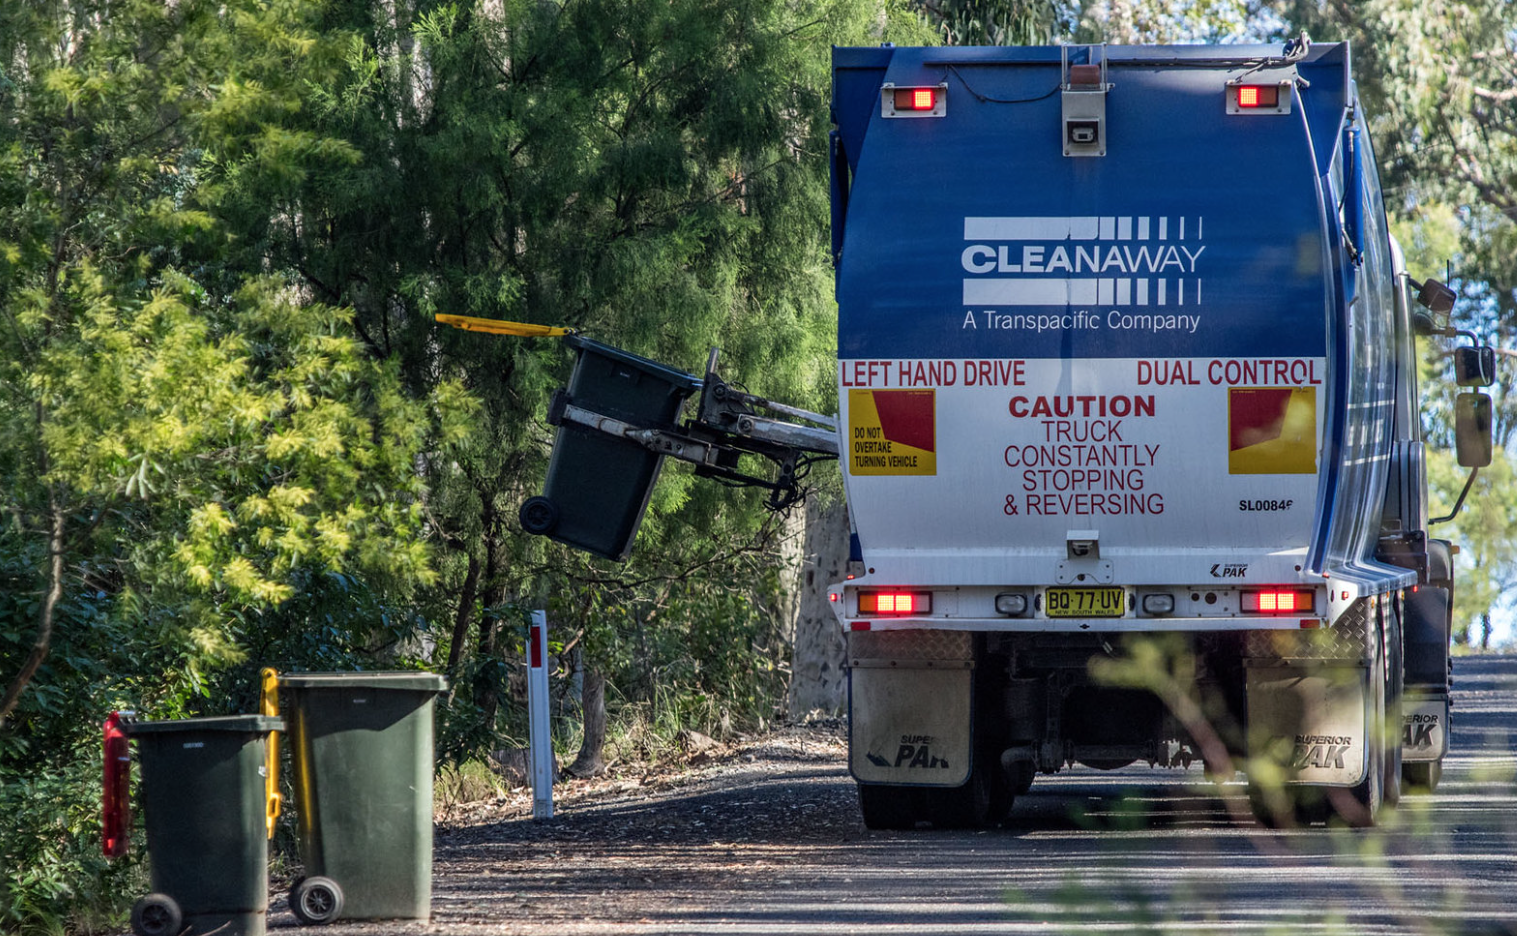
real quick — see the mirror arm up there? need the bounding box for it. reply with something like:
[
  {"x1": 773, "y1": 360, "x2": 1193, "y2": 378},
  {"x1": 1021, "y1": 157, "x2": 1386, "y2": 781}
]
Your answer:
[{"x1": 1430, "y1": 467, "x2": 1479, "y2": 525}]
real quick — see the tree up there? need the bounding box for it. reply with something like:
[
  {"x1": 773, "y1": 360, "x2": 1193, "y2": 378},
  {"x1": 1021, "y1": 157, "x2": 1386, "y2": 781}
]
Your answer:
[
  {"x1": 918, "y1": 0, "x2": 1065, "y2": 44},
  {"x1": 1, "y1": 1, "x2": 469, "y2": 926},
  {"x1": 193, "y1": 0, "x2": 936, "y2": 770},
  {"x1": 0, "y1": 0, "x2": 470, "y2": 723}
]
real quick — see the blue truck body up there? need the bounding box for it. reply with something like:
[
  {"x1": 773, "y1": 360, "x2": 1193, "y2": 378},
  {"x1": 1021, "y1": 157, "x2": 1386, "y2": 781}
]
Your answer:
[{"x1": 827, "y1": 42, "x2": 1451, "y2": 827}]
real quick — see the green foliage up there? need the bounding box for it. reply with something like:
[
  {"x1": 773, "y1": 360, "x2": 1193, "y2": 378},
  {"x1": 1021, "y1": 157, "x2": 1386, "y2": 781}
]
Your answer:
[
  {"x1": 0, "y1": 753, "x2": 145, "y2": 936},
  {"x1": 0, "y1": 0, "x2": 470, "y2": 929},
  {"x1": 912, "y1": 0, "x2": 1063, "y2": 46},
  {"x1": 1065, "y1": 0, "x2": 1278, "y2": 43},
  {"x1": 1427, "y1": 449, "x2": 1517, "y2": 644}
]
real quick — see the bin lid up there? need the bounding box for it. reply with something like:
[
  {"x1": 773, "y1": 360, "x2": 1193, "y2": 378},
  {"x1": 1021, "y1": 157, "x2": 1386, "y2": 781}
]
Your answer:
[
  {"x1": 278, "y1": 671, "x2": 449, "y2": 693},
  {"x1": 126, "y1": 714, "x2": 284, "y2": 735},
  {"x1": 563, "y1": 335, "x2": 703, "y2": 392}
]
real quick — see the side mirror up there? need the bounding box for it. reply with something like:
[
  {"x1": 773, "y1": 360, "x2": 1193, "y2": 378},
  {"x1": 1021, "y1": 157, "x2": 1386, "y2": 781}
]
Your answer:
[
  {"x1": 1455, "y1": 392, "x2": 1493, "y2": 468},
  {"x1": 1410, "y1": 277, "x2": 1456, "y2": 337},
  {"x1": 1454, "y1": 346, "x2": 1497, "y2": 387},
  {"x1": 1415, "y1": 278, "x2": 1457, "y2": 315}
]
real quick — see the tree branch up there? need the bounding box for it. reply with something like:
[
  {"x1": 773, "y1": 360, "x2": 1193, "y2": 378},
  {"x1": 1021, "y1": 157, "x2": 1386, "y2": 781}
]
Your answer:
[{"x1": 0, "y1": 493, "x2": 67, "y2": 727}]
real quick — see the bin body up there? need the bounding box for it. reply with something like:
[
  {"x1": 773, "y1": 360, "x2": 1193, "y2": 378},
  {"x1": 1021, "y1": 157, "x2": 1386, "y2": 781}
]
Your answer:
[
  {"x1": 128, "y1": 715, "x2": 283, "y2": 936},
  {"x1": 281, "y1": 672, "x2": 447, "y2": 921},
  {"x1": 535, "y1": 335, "x2": 701, "y2": 560}
]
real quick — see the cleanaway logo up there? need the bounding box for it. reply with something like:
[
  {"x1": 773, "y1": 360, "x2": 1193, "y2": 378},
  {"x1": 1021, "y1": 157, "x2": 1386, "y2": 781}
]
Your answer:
[{"x1": 961, "y1": 216, "x2": 1205, "y2": 307}]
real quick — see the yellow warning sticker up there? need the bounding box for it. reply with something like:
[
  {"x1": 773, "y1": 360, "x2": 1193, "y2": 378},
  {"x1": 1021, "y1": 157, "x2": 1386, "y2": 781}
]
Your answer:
[
  {"x1": 1228, "y1": 386, "x2": 1317, "y2": 474},
  {"x1": 849, "y1": 389, "x2": 936, "y2": 476}
]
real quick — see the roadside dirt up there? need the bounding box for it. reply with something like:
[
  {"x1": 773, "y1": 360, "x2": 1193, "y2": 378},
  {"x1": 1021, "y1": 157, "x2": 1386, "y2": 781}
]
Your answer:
[
  {"x1": 271, "y1": 720, "x2": 869, "y2": 934},
  {"x1": 438, "y1": 719, "x2": 858, "y2": 844}
]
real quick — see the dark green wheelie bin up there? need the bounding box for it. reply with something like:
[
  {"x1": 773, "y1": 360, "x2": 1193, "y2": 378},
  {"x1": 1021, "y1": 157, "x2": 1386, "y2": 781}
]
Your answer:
[
  {"x1": 126, "y1": 715, "x2": 283, "y2": 936},
  {"x1": 518, "y1": 334, "x2": 702, "y2": 561},
  {"x1": 279, "y1": 672, "x2": 448, "y2": 924}
]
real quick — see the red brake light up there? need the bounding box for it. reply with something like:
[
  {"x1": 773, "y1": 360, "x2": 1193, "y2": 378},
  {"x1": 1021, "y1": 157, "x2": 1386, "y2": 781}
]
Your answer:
[
  {"x1": 894, "y1": 88, "x2": 936, "y2": 111},
  {"x1": 1241, "y1": 588, "x2": 1315, "y2": 614},
  {"x1": 1235, "y1": 85, "x2": 1279, "y2": 109},
  {"x1": 858, "y1": 591, "x2": 932, "y2": 615}
]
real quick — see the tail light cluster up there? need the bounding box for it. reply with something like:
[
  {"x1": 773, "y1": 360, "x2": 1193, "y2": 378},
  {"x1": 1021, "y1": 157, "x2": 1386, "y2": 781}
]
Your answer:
[
  {"x1": 1241, "y1": 588, "x2": 1315, "y2": 614},
  {"x1": 857, "y1": 591, "x2": 932, "y2": 615}
]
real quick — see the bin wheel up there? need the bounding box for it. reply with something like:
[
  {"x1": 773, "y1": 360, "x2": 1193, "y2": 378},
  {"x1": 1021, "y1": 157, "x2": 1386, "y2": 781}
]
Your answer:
[
  {"x1": 519, "y1": 496, "x2": 559, "y2": 535},
  {"x1": 131, "y1": 893, "x2": 183, "y2": 936},
  {"x1": 291, "y1": 876, "x2": 344, "y2": 926},
  {"x1": 1403, "y1": 759, "x2": 1443, "y2": 792}
]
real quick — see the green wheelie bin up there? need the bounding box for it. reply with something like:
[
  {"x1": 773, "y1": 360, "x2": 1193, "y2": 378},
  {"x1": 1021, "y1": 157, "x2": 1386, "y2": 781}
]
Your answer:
[
  {"x1": 518, "y1": 334, "x2": 703, "y2": 561},
  {"x1": 277, "y1": 671, "x2": 448, "y2": 924},
  {"x1": 124, "y1": 714, "x2": 284, "y2": 936}
]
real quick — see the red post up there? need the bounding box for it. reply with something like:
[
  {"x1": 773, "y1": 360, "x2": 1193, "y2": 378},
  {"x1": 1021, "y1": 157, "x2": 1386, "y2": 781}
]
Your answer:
[{"x1": 102, "y1": 712, "x2": 131, "y2": 858}]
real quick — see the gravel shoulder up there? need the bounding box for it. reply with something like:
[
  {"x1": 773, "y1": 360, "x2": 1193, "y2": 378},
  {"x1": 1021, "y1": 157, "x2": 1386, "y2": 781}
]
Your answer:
[{"x1": 265, "y1": 658, "x2": 1517, "y2": 936}]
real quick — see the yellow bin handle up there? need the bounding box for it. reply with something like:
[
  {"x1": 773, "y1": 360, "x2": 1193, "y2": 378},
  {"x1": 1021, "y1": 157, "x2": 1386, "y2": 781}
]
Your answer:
[
  {"x1": 435, "y1": 314, "x2": 576, "y2": 338},
  {"x1": 259, "y1": 667, "x2": 281, "y2": 839}
]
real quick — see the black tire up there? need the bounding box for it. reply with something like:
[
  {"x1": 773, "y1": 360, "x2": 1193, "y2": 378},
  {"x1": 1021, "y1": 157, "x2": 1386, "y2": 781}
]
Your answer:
[
  {"x1": 291, "y1": 876, "x2": 344, "y2": 926},
  {"x1": 1079, "y1": 759, "x2": 1137, "y2": 771},
  {"x1": 986, "y1": 759, "x2": 1024, "y2": 821},
  {"x1": 1010, "y1": 761, "x2": 1036, "y2": 796},
  {"x1": 1382, "y1": 599, "x2": 1405, "y2": 810},
  {"x1": 858, "y1": 783, "x2": 920, "y2": 830},
  {"x1": 1403, "y1": 759, "x2": 1443, "y2": 792},
  {"x1": 1247, "y1": 782, "x2": 1332, "y2": 828},
  {"x1": 1335, "y1": 606, "x2": 1391, "y2": 828},
  {"x1": 929, "y1": 765, "x2": 991, "y2": 829},
  {"x1": 131, "y1": 893, "x2": 183, "y2": 936},
  {"x1": 518, "y1": 496, "x2": 559, "y2": 535}
]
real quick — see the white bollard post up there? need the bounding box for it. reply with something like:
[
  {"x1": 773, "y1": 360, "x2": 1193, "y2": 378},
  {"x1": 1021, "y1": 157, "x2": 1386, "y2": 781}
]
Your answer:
[{"x1": 528, "y1": 610, "x2": 554, "y2": 819}]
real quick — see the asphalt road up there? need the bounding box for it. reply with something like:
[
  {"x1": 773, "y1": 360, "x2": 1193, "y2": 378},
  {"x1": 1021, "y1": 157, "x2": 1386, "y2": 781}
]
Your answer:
[{"x1": 282, "y1": 654, "x2": 1517, "y2": 936}]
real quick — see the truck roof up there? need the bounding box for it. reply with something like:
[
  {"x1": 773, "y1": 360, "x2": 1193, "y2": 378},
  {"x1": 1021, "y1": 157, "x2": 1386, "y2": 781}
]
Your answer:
[{"x1": 832, "y1": 42, "x2": 1354, "y2": 363}]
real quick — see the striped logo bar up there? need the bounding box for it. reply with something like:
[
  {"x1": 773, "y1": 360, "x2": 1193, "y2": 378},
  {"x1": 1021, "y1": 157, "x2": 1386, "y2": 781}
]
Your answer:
[{"x1": 962, "y1": 216, "x2": 1204, "y2": 308}]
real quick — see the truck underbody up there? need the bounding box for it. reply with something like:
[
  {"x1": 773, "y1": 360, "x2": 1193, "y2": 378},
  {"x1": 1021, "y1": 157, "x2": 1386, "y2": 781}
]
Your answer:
[{"x1": 847, "y1": 594, "x2": 1410, "y2": 829}]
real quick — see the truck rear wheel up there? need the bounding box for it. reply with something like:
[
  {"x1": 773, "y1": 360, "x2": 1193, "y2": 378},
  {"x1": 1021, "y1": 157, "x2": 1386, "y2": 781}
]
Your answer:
[
  {"x1": 1338, "y1": 728, "x2": 1385, "y2": 827},
  {"x1": 1247, "y1": 599, "x2": 1398, "y2": 828},
  {"x1": 927, "y1": 764, "x2": 991, "y2": 829},
  {"x1": 1403, "y1": 759, "x2": 1442, "y2": 792},
  {"x1": 858, "y1": 783, "x2": 921, "y2": 830},
  {"x1": 1333, "y1": 605, "x2": 1398, "y2": 827}
]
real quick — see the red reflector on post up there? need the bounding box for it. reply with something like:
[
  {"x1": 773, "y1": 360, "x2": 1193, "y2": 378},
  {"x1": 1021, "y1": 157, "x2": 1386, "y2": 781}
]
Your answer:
[
  {"x1": 1235, "y1": 85, "x2": 1279, "y2": 109},
  {"x1": 1241, "y1": 588, "x2": 1315, "y2": 614},
  {"x1": 894, "y1": 88, "x2": 936, "y2": 111},
  {"x1": 858, "y1": 591, "x2": 932, "y2": 615}
]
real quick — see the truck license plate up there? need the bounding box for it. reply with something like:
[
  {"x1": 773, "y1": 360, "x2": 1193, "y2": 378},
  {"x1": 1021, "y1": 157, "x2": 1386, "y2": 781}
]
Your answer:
[{"x1": 1046, "y1": 587, "x2": 1125, "y2": 618}]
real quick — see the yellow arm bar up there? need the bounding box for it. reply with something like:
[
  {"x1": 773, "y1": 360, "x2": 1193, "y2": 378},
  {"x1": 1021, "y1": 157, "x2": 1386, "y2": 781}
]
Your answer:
[
  {"x1": 259, "y1": 667, "x2": 281, "y2": 840},
  {"x1": 435, "y1": 314, "x2": 575, "y2": 338}
]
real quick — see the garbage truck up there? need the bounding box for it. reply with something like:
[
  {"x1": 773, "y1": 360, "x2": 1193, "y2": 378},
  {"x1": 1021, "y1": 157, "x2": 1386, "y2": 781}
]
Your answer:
[
  {"x1": 824, "y1": 39, "x2": 1492, "y2": 828},
  {"x1": 463, "y1": 39, "x2": 1495, "y2": 829}
]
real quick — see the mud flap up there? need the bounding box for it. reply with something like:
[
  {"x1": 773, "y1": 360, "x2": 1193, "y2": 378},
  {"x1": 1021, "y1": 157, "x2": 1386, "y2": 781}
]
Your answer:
[
  {"x1": 1401, "y1": 691, "x2": 1449, "y2": 762},
  {"x1": 847, "y1": 628, "x2": 974, "y2": 787},
  {"x1": 849, "y1": 665, "x2": 971, "y2": 786},
  {"x1": 1246, "y1": 662, "x2": 1370, "y2": 786},
  {"x1": 1403, "y1": 585, "x2": 1451, "y2": 687}
]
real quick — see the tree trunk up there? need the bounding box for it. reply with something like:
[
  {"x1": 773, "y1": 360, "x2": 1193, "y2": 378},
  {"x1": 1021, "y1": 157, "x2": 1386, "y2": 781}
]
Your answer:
[
  {"x1": 787, "y1": 495, "x2": 851, "y2": 719},
  {"x1": 474, "y1": 516, "x2": 506, "y2": 730},
  {"x1": 0, "y1": 500, "x2": 65, "y2": 727},
  {"x1": 445, "y1": 553, "x2": 481, "y2": 673},
  {"x1": 566, "y1": 666, "x2": 607, "y2": 777}
]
